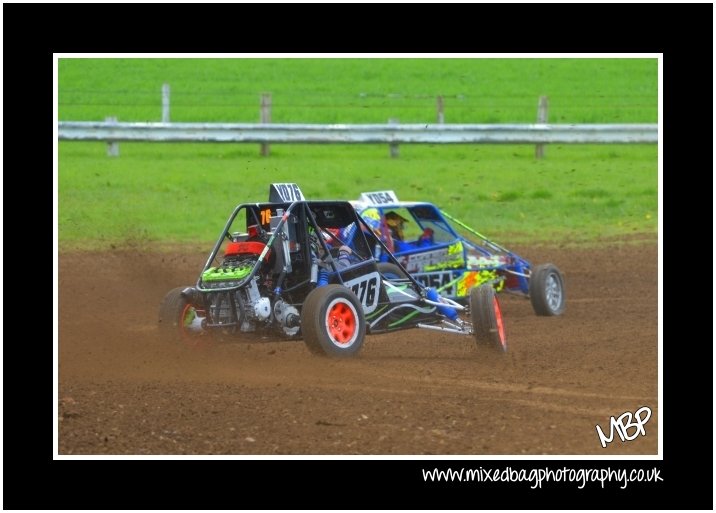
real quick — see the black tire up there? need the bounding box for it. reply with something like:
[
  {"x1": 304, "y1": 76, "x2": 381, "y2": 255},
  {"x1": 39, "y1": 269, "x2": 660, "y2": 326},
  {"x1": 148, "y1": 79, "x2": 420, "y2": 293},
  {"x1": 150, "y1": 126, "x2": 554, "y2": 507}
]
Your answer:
[
  {"x1": 528, "y1": 264, "x2": 566, "y2": 316},
  {"x1": 158, "y1": 286, "x2": 211, "y2": 348},
  {"x1": 300, "y1": 284, "x2": 366, "y2": 357},
  {"x1": 469, "y1": 284, "x2": 507, "y2": 352},
  {"x1": 377, "y1": 262, "x2": 409, "y2": 280},
  {"x1": 300, "y1": 286, "x2": 326, "y2": 356}
]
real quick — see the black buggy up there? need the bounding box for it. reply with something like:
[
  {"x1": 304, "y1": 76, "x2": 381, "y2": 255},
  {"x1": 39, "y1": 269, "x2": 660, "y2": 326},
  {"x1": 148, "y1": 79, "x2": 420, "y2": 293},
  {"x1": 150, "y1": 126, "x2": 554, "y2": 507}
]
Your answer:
[{"x1": 159, "y1": 184, "x2": 507, "y2": 357}]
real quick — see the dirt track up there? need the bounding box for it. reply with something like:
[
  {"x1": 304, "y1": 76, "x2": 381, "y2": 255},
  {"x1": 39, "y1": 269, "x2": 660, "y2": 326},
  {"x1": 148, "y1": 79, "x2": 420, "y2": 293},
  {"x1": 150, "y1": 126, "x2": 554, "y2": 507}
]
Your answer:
[{"x1": 58, "y1": 242, "x2": 658, "y2": 455}]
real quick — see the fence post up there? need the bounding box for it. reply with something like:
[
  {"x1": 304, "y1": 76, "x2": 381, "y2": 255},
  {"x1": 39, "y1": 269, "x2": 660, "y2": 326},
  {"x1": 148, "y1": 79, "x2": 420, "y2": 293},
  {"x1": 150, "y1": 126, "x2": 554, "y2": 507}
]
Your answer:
[
  {"x1": 260, "y1": 92, "x2": 272, "y2": 157},
  {"x1": 106, "y1": 116, "x2": 119, "y2": 157},
  {"x1": 535, "y1": 95, "x2": 549, "y2": 159},
  {"x1": 436, "y1": 96, "x2": 444, "y2": 124},
  {"x1": 389, "y1": 118, "x2": 399, "y2": 158},
  {"x1": 162, "y1": 83, "x2": 170, "y2": 123}
]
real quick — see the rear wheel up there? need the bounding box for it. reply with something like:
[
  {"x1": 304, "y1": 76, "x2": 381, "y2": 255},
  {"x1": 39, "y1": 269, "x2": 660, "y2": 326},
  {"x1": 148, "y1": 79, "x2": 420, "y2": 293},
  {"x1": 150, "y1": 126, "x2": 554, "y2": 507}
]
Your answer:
[
  {"x1": 158, "y1": 287, "x2": 212, "y2": 348},
  {"x1": 469, "y1": 284, "x2": 507, "y2": 352},
  {"x1": 301, "y1": 285, "x2": 366, "y2": 357},
  {"x1": 529, "y1": 264, "x2": 566, "y2": 316}
]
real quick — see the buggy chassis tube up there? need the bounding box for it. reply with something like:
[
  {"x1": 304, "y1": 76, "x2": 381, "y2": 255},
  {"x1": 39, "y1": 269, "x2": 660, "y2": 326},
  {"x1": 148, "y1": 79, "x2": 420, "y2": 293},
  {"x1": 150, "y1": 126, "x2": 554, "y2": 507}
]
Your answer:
[
  {"x1": 381, "y1": 280, "x2": 465, "y2": 311},
  {"x1": 304, "y1": 203, "x2": 348, "y2": 282},
  {"x1": 195, "y1": 201, "x2": 300, "y2": 293},
  {"x1": 503, "y1": 268, "x2": 531, "y2": 278},
  {"x1": 440, "y1": 210, "x2": 512, "y2": 254},
  {"x1": 420, "y1": 296, "x2": 466, "y2": 311},
  {"x1": 416, "y1": 323, "x2": 473, "y2": 335},
  {"x1": 354, "y1": 215, "x2": 429, "y2": 293}
]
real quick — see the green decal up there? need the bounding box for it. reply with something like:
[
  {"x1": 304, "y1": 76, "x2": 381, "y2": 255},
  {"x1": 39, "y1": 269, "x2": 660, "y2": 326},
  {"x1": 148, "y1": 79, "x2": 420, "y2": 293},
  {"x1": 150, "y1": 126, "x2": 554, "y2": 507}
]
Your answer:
[
  {"x1": 424, "y1": 259, "x2": 465, "y2": 272},
  {"x1": 366, "y1": 304, "x2": 389, "y2": 321},
  {"x1": 201, "y1": 265, "x2": 252, "y2": 282},
  {"x1": 424, "y1": 242, "x2": 465, "y2": 271},
  {"x1": 388, "y1": 309, "x2": 422, "y2": 328}
]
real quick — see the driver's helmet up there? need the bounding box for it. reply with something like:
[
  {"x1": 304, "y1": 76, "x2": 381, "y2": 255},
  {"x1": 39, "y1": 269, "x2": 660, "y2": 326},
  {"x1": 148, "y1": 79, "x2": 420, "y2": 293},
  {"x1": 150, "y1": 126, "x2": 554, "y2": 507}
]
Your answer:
[
  {"x1": 360, "y1": 208, "x2": 382, "y2": 235},
  {"x1": 384, "y1": 211, "x2": 409, "y2": 241}
]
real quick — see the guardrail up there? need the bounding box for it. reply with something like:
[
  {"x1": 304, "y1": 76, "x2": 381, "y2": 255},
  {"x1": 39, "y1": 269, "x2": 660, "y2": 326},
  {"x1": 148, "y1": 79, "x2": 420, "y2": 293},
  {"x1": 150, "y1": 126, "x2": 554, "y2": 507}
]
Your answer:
[
  {"x1": 59, "y1": 121, "x2": 657, "y2": 144},
  {"x1": 58, "y1": 121, "x2": 657, "y2": 158}
]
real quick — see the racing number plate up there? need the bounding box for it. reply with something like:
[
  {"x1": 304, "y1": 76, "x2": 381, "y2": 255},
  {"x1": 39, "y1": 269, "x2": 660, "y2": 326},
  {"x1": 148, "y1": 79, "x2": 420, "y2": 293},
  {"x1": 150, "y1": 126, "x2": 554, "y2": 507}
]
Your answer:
[{"x1": 343, "y1": 272, "x2": 381, "y2": 314}]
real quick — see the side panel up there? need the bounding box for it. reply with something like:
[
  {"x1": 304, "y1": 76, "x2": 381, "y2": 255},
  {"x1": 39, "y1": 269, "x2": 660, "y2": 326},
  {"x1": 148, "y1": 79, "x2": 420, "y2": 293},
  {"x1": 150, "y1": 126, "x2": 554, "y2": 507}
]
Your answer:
[
  {"x1": 395, "y1": 241, "x2": 465, "y2": 273},
  {"x1": 412, "y1": 271, "x2": 459, "y2": 296},
  {"x1": 342, "y1": 271, "x2": 381, "y2": 314},
  {"x1": 413, "y1": 270, "x2": 504, "y2": 298}
]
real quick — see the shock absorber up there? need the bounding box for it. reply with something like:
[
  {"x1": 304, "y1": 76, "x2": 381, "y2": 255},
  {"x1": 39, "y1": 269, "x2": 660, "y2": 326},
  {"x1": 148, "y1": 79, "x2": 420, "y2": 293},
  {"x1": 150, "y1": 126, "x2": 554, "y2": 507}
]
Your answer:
[
  {"x1": 310, "y1": 261, "x2": 318, "y2": 284},
  {"x1": 317, "y1": 269, "x2": 329, "y2": 287},
  {"x1": 310, "y1": 253, "x2": 329, "y2": 288}
]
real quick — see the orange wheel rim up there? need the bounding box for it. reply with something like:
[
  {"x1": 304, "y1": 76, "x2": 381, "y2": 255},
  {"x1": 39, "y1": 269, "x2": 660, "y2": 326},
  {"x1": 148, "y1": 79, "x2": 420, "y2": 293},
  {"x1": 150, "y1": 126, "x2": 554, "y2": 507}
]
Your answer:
[
  {"x1": 493, "y1": 297, "x2": 506, "y2": 349},
  {"x1": 327, "y1": 301, "x2": 356, "y2": 345}
]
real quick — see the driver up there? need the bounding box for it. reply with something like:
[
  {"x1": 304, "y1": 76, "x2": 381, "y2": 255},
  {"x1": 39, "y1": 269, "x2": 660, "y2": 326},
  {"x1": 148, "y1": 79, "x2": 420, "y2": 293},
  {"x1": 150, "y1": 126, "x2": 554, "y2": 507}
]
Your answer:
[
  {"x1": 310, "y1": 231, "x2": 354, "y2": 270},
  {"x1": 384, "y1": 211, "x2": 435, "y2": 251},
  {"x1": 384, "y1": 211, "x2": 416, "y2": 252},
  {"x1": 384, "y1": 211, "x2": 408, "y2": 241}
]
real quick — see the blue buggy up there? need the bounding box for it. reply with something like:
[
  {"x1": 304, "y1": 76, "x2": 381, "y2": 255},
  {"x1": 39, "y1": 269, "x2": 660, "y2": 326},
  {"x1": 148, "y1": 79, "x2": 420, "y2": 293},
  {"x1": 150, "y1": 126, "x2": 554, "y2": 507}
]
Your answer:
[{"x1": 349, "y1": 190, "x2": 566, "y2": 316}]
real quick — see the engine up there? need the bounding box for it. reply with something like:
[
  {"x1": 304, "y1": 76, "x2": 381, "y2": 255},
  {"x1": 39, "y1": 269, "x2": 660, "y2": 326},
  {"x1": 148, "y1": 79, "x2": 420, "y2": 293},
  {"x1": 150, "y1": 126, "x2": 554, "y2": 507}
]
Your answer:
[
  {"x1": 197, "y1": 254, "x2": 270, "y2": 332},
  {"x1": 237, "y1": 276, "x2": 272, "y2": 331},
  {"x1": 197, "y1": 241, "x2": 301, "y2": 337}
]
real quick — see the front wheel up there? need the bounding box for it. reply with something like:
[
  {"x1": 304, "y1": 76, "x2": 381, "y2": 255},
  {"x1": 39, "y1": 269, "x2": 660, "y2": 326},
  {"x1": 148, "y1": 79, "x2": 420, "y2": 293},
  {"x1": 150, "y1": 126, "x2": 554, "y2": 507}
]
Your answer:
[
  {"x1": 469, "y1": 284, "x2": 507, "y2": 352},
  {"x1": 528, "y1": 264, "x2": 566, "y2": 316},
  {"x1": 158, "y1": 287, "x2": 212, "y2": 348},
  {"x1": 301, "y1": 285, "x2": 366, "y2": 357}
]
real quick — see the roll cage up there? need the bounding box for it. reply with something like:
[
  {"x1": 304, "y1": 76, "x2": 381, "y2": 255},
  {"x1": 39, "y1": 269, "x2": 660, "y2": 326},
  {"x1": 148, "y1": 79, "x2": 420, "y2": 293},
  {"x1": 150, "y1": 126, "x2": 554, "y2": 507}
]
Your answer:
[{"x1": 197, "y1": 199, "x2": 428, "y2": 298}]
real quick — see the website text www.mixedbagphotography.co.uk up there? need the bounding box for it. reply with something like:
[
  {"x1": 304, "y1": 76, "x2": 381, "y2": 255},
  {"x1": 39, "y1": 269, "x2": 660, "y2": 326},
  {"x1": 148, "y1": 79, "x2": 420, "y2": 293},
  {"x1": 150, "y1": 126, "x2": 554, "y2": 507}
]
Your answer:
[{"x1": 422, "y1": 466, "x2": 662, "y2": 489}]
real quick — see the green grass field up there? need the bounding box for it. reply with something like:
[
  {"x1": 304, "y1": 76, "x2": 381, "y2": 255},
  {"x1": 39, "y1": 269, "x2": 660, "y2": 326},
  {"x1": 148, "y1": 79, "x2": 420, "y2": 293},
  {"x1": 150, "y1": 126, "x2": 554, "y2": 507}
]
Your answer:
[{"x1": 58, "y1": 58, "x2": 658, "y2": 249}]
